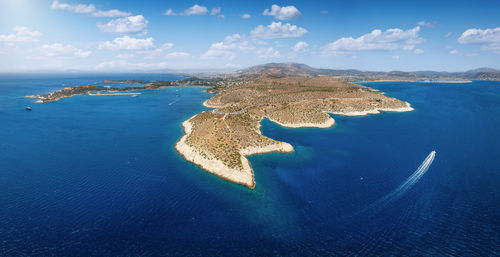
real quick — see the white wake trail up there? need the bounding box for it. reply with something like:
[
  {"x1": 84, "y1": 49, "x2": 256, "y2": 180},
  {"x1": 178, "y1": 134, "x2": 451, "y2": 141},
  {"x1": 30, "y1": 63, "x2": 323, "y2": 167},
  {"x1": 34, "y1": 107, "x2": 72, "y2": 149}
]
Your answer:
[
  {"x1": 389, "y1": 150, "x2": 435, "y2": 198},
  {"x1": 361, "y1": 151, "x2": 436, "y2": 214},
  {"x1": 168, "y1": 99, "x2": 180, "y2": 106}
]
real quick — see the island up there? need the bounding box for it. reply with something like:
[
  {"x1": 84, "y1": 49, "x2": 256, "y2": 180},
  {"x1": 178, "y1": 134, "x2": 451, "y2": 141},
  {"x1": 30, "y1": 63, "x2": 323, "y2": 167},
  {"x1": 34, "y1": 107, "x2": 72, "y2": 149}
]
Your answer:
[
  {"x1": 25, "y1": 83, "x2": 170, "y2": 103},
  {"x1": 25, "y1": 77, "x2": 249, "y2": 103},
  {"x1": 175, "y1": 75, "x2": 413, "y2": 189}
]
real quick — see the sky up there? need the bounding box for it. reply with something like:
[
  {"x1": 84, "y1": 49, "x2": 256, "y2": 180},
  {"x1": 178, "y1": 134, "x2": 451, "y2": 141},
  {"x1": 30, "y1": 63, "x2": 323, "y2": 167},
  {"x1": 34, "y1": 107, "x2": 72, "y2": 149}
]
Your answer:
[{"x1": 0, "y1": 0, "x2": 499, "y2": 72}]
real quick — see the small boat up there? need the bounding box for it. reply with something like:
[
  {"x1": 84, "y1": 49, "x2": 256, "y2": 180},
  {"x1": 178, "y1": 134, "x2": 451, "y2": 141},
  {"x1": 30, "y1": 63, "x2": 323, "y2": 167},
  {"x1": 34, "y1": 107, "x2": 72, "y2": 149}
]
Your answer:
[
  {"x1": 131, "y1": 94, "x2": 138, "y2": 97},
  {"x1": 26, "y1": 106, "x2": 32, "y2": 111}
]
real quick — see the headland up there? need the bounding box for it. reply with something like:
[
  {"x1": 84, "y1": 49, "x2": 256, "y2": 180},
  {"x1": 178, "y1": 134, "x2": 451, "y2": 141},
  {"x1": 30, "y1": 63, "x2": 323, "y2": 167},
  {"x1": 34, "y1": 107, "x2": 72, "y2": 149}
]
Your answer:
[{"x1": 175, "y1": 75, "x2": 413, "y2": 188}]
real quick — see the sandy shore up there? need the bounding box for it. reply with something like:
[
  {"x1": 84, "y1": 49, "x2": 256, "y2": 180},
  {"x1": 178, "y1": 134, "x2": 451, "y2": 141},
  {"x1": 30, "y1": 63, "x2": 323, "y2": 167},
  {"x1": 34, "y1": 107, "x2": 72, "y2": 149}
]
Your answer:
[
  {"x1": 332, "y1": 102, "x2": 414, "y2": 116},
  {"x1": 267, "y1": 115, "x2": 335, "y2": 128},
  {"x1": 175, "y1": 115, "x2": 294, "y2": 189}
]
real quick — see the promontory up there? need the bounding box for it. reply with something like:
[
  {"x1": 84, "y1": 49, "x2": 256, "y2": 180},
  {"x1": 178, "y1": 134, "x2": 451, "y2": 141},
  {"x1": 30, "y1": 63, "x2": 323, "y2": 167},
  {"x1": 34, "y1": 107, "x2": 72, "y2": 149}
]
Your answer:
[{"x1": 175, "y1": 75, "x2": 413, "y2": 189}]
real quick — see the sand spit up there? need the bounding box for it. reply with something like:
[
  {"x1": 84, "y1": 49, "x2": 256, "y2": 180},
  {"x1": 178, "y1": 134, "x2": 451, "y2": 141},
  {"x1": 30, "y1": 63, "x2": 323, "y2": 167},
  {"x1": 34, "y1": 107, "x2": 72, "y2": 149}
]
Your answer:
[
  {"x1": 267, "y1": 115, "x2": 336, "y2": 128},
  {"x1": 333, "y1": 102, "x2": 414, "y2": 116}
]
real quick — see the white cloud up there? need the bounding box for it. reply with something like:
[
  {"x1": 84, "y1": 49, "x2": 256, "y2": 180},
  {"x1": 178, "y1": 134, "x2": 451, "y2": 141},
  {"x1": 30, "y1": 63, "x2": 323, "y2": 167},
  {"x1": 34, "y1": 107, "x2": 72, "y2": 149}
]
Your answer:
[
  {"x1": 323, "y1": 26, "x2": 423, "y2": 55},
  {"x1": 445, "y1": 32, "x2": 453, "y2": 38},
  {"x1": 458, "y1": 27, "x2": 500, "y2": 54},
  {"x1": 201, "y1": 33, "x2": 255, "y2": 59},
  {"x1": 210, "y1": 8, "x2": 221, "y2": 16},
  {"x1": 250, "y1": 22, "x2": 308, "y2": 39},
  {"x1": 163, "y1": 5, "x2": 217, "y2": 16},
  {"x1": 97, "y1": 15, "x2": 149, "y2": 35},
  {"x1": 93, "y1": 9, "x2": 131, "y2": 17},
  {"x1": 414, "y1": 48, "x2": 424, "y2": 54},
  {"x1": 42, "y1": 43, "x2": 91, "y2": 58},
  {"x1": 183, "y1": 4, "x2": 208, "y2": 16},
  {"x1": 201, "y1": 32, "x2": 287, "y2": 60},
  {"x1": 417, "y1": 21, "x2": 436, "y2": 28},
  {"x1": 263, "y1": 4, "x2": 301, "y2": 20},
  {"x1": 163, "y1": 8, "x2": 175, "y2": 16},
  {"x1": 165, "y1": 52, "x2": 190, "y2": 59},
  {"x1": 201, "y1": 49, "x2": 235, "y2": 59},
  {"x1": 138, "y1": 43, "x2": 174, "y2": 59},
  {"x1": 292, "y1": 41, "x2": 309, "y2": 52},
  {"x1": 99, "y1": 36, "x2": 154, "y2": 50},
  {"x1": 51, "y1": 0, "x2": 95, "y2": 14},
  {"x1": 241, "y1": 14, "x2": 251, "y2": 19},
  {"x1": 256, "y1": 47, "x2": 280, "y2": 58},
  {"x1": 51, "y1": 0, "x2": 130, "y2": 17},
  {"x1": 0, "y1": 26, "x2": 42, "y2": 43},
  {"x1": 392, "y1": 55, "x2": 400, "y2": 59},
  {"x1": 158, "y1": 43, "x2": 174, "y2": 51},
  {"x1": 458, "y1": 27, "x2": 500, "y2": 44},
  {"x1": 449, "y1": 49, "x2": 458, "y2": 54}
]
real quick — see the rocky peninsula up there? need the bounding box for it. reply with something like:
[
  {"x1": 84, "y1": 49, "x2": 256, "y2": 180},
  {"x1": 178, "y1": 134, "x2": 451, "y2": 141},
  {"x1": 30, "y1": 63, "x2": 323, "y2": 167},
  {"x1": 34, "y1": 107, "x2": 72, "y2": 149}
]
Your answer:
[
  {"x1": 26, "y1": 83, "x2": 170, "y2": 103},
  {"x1": 175, "y1": 75, "x2": 413, "y2": 189}
]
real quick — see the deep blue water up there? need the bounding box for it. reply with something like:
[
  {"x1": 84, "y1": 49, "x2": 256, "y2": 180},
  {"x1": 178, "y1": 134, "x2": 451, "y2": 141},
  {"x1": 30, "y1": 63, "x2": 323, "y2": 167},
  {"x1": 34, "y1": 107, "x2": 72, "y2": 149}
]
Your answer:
[{"x1": 0, "y1": 75, "x2": 499, "y2": 256}]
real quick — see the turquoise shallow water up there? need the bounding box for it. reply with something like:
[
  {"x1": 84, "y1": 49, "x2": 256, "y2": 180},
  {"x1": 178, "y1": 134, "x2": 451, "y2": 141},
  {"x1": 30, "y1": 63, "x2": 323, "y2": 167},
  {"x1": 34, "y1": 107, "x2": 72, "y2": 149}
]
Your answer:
[{"x1": 0, "y1": 75, "x2": 499, "y2": 256}]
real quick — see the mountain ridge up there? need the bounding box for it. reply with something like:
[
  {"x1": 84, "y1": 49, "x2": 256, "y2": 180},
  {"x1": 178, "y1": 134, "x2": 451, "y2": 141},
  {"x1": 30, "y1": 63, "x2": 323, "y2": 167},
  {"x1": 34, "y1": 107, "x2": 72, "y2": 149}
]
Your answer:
[{"x1": 235, "y1": 62, "x2": 500, "y2": 82}]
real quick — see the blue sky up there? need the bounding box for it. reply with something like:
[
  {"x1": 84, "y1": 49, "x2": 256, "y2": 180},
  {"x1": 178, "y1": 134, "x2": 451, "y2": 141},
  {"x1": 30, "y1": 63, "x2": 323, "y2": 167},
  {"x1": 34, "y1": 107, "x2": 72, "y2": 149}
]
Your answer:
[{"x1": 0, "y1": 0, "x2": 499, "y2": 72}]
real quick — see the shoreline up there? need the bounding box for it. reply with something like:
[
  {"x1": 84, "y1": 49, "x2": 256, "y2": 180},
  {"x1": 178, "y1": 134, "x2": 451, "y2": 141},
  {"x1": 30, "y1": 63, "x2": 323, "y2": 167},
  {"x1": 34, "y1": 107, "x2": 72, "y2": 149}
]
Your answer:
[
  {"x1": 26, "y1": 86, "x2": 165, "y2": 103},
  {"x1": 175, "y1": 115, "x2": 294, "y2": 189},
  {"x1": 331, "y1": 102, "x2": 414, "y2": 116},
  {"x1": 266, "y1": 115, "x2": 336, "y2": 128},
  {"x1": 355, "y1": 80, "x2": 472, "y2": 83},
  {"x1": 175, "y1": 102, "x2": 413, "y2": 189}
]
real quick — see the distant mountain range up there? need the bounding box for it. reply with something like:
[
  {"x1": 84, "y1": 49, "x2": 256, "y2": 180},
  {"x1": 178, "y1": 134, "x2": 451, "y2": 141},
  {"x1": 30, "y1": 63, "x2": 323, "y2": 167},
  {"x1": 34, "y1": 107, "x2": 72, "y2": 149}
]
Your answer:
[{"x1": 235, "y1": 63, "x2": 500, "y2": 82}]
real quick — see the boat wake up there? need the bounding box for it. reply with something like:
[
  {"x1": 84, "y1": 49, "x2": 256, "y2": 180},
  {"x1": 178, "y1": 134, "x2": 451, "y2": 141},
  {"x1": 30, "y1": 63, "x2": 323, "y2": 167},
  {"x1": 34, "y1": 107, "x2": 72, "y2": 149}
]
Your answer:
[
  {"x1": 359, "y1": 150, "x2": 436, "y2": 215},
  {"x1": 168, "y1": 99, "x2": 180, "y2": 106}
]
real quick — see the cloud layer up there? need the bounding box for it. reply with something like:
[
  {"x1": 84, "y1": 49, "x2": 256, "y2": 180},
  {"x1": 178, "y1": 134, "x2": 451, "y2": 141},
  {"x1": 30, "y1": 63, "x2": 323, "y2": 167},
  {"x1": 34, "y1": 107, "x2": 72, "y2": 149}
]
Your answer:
[
  {"x1": 51, "y1": 0, "x2": 131, "y2": 17},
  {"x1": 183, "y1": 4, "x2": 208, "y2": 15},
  {"x1": 164, "y1": 4, "x2": 223, "y2": 16},
  {"x1": 42, "y1": 43, "x2": 91, "y2": 58},
  {"x1": 97, "y1": 15, "x2": 149, "y2": 35},
  {"x1": 323, "y1": 26, "x2": 423, "y2": 54},
  {"x1": 99, "y1": 36, "x2": 154, "y2": 50},
  {"x1": 263, "y1": 5, "x2": 301, "y2": 20},
  {"x1": 0, "y1": 26, "x2": 42, "y2": 43},
  {"x1": 202, "y1": 34, "x2": 255, "y2": 59},
  {"x1": 458, "y1": 27, "x2": 500, "y2": 54},
  {"x1": 292, "y1": 41, "x2": 309, "y2": 52},
  {"x1": 250, "y1": 22, "x2": 308, "y2": 39}
]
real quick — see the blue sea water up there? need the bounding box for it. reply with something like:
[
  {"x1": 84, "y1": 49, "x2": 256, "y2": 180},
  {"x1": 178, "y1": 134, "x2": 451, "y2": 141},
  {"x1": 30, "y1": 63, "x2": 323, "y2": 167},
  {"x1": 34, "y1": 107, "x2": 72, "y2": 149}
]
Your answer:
[{"x1": 0, "y1": 75, "x2": 499, "y2": 256}]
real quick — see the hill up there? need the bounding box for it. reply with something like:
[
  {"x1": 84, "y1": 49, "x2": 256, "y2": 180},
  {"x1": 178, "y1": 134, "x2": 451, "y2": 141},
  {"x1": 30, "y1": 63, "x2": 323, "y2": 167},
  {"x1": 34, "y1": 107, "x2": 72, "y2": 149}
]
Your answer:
[{"x1": 235, "y1": 62, "x2": 499, "y2": 82}]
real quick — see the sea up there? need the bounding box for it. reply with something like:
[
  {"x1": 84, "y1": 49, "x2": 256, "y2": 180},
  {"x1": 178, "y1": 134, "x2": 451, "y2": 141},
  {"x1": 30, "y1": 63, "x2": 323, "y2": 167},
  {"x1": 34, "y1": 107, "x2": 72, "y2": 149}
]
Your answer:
[{"x1": 0, "y1": 74, "x2": 499, "y2": 256}]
